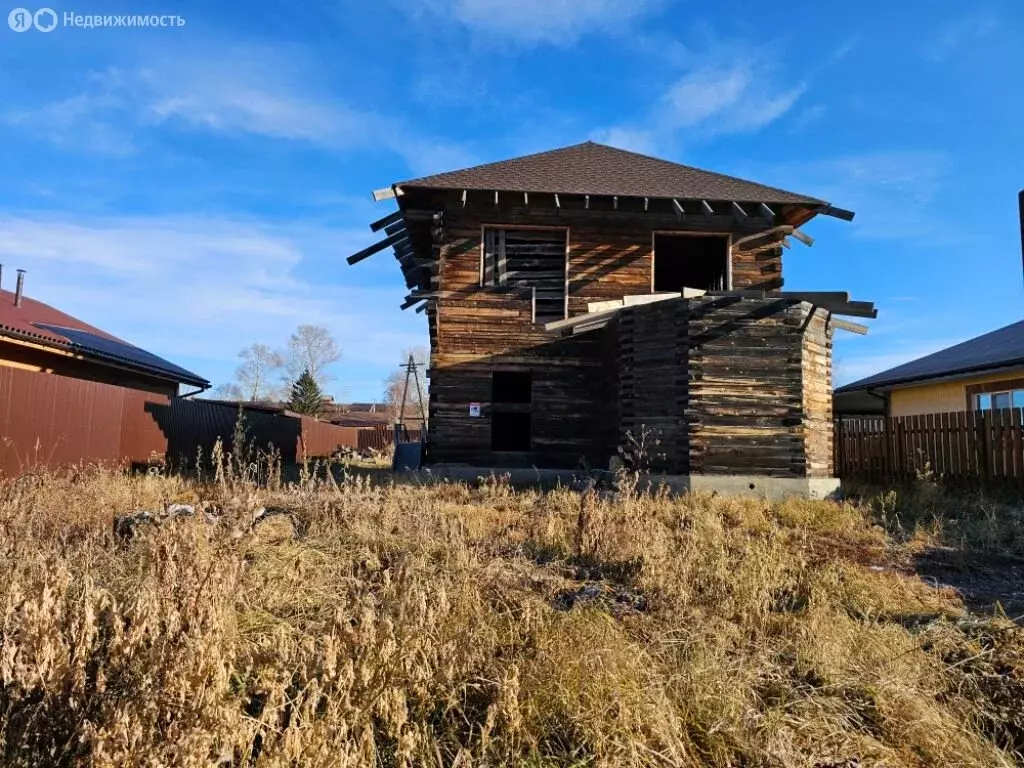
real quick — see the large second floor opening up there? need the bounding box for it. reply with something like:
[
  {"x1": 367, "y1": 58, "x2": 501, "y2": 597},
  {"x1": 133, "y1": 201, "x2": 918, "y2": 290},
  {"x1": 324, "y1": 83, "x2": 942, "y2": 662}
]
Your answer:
[{"x1": 653, "y1": 233, "x2": 730, "y2": 293}]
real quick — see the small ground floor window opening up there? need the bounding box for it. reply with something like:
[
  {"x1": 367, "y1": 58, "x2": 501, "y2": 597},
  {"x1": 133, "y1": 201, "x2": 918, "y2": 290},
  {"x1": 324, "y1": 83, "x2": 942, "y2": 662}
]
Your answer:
[
  {"x1": 491, "y1": 412, "x2": 531, "y2": 451},
  {"x1": 653, "y1": 233, "x2": 730, "y2": 293},
  {"x1": 492, "y1": 370, "x2": 532, "y2": 403}
]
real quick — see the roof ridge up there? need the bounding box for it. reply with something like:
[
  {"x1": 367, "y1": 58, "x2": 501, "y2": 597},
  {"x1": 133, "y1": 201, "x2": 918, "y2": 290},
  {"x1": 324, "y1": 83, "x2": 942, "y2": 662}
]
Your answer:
[
  {"x1": 397, "y1": 141, "x2": 595, "y2": 187},
  {"x1": 395, "y1": 140, "x2": 827, "y2": 206}
]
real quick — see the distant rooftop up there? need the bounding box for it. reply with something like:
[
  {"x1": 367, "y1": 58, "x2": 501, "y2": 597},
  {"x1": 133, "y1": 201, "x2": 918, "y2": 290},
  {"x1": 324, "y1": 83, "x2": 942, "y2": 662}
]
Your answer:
[
  {"x1": 398, "y1": 141, "x2": 829, "y2": 206},
  {"x1": 837, "y1": 319, "x2": 1024, "y2": 393}
]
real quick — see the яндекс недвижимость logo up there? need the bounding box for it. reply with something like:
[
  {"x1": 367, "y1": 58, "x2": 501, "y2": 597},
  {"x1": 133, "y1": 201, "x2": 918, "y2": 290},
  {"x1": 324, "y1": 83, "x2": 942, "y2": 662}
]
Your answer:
[
  {"x1": 8, "y1": 7, "x2": 184, "y2": 31},
  {"x1": 8, "y1": 7, "x2": 56, "y2": 31}
]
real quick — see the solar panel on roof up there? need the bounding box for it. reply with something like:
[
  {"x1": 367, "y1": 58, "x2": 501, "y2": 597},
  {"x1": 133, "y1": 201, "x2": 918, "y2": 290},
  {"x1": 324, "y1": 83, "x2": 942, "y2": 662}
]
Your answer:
[{"x1": 34, "y1": 323, "x2": 208, "y2": 386}]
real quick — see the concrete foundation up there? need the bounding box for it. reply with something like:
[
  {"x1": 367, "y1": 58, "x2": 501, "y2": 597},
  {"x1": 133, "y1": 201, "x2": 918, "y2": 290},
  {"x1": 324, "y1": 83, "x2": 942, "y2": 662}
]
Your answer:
[{"x1": 418, "y1": 466, "x2": 841, "y2": 501}]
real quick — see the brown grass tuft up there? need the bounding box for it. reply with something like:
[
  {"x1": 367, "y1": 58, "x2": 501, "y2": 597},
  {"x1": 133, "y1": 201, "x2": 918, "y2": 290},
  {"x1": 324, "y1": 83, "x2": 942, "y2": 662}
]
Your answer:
[{"x1": 0, "y1": 466, "x2": 1020, "y2": 766}]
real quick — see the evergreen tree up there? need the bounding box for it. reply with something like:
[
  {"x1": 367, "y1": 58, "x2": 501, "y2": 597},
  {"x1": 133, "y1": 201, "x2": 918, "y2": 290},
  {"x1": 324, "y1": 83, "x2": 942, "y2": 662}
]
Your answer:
[{"x1": 288, "y1": 368, "x2": 324, "y2": 416}]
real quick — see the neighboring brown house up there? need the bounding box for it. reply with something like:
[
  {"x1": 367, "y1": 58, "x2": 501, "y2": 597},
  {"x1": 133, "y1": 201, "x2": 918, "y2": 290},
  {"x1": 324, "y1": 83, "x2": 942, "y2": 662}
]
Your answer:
[
  {"x1": 348, "y1": 142, "x2": 873, "y2": 496},
  {"x1": 0, "y1": 274, "x2": 209, "y2": 475},
  {"x1": 322, "y1": 401, "x2": 393, "y2": 427}
]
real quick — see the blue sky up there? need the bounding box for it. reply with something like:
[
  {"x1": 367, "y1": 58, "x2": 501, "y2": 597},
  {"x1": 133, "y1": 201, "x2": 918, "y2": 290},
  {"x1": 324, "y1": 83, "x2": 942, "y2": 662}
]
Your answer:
[{"x1": 1, "y1": 0, "x2": 1022, "y2": 400}]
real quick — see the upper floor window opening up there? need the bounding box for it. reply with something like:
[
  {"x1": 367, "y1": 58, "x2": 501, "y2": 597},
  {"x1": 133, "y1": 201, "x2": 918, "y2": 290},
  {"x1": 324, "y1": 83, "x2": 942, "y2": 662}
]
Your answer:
[{"x1": 483, "y1": 227, "x2": 568, "y2": 324}]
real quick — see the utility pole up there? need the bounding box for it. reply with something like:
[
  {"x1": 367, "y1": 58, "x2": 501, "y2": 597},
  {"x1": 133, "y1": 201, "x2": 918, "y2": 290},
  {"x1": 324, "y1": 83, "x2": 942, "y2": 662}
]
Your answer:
[{"x1": 395, "y1": 354, "x2": 427, "y2": 439}]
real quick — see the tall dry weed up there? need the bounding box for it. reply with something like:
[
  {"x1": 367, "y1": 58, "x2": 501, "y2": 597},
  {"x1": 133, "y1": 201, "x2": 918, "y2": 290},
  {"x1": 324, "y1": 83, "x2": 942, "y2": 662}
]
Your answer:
[{"x1": 0, "y1": 467, "x2": 1019, "y2": 766}]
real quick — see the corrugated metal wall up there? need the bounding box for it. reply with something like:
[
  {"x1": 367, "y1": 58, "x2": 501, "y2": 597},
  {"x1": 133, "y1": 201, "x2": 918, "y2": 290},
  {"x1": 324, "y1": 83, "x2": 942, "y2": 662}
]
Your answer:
[
  {"x1": 297, "y1": 417, "x2": 362, "y2": 460},
  {"x1": 0, "y1": 367, "x2": 417, "y2": 478},
  {"x1": 148, "y1": 399, "x2": 303, "y2": 464},
  {"x1": 358, "y1": 428, "x2": 422, "y2": 452},
  {"x1": 0, "y1": 366, "x2": 169, "y2": 476},
  {"x1": 148, "y1": 400, "x2": 389, "y2": 465}
]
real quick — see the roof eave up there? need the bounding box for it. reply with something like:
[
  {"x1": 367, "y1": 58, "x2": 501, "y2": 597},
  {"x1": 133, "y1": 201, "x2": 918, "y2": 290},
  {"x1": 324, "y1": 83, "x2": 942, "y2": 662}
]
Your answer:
[
  {"x1": 0, "y1": 328, "x2": 209, "y2": 389},
  {"x1": 396, "y1": 182, "x2": 831, "y2": 209},
  {"x1": 837, "y1": 359, "x2": 1024, "y2": 394}
]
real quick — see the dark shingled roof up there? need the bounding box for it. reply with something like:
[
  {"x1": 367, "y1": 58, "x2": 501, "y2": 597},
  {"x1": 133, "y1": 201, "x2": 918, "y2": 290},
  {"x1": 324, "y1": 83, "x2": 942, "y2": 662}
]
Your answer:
[
  {"x1": 0, "y1": 289, "x2": 208, "y2": 388},
  {"x1": 837, "y1": 319, "x2": 1024, "y2": 393},
  {"x1": 398, "y1": 141, "x2": 827, "y2": 205}
]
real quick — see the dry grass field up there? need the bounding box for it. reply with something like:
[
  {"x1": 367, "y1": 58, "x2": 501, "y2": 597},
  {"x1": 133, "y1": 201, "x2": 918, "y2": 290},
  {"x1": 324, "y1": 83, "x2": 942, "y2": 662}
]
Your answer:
[{"x1": 0, "y1": 457, "x2": 1022, "y2": 767}]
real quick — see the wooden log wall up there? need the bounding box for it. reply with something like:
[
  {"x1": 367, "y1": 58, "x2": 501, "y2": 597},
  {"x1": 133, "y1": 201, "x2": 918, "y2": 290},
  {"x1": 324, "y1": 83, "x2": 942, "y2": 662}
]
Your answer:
[
  {"x1": 410, "y1": 190, "x2": 795, "y2": 470},
  {"x1": 614, "y1": 299, "x2": 690, "y2": 472},
  {"x1": 731, "y1": 234, "x2": 785, "y2": 291},
  {"x1": 429, "y1": 207, "x2": 609, "y2": 467},
  {"x1": 684, "y1": 296, "x2": 811, "y2": 477},
  {"x1": 802, "y1": 307, "x2": 835, "y2": 477},
  {"x1": 612, "y1": 297, "x2": 836, "y2": 478}
]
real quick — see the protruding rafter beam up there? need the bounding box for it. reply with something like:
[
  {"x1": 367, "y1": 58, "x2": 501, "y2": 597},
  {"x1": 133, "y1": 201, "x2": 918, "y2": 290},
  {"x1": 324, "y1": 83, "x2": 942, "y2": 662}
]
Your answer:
[
  {"x1": 732, "y1": 225, "x2": 792, "y2": 249},
  {"x1": 792, "y1": 229, "x2": 815, "y2": 247},
  {"x1": 414, "y1": 303, "x2": 427, "y2": 314},
  {"x1": 384, "y1": 221, "x2": 406, "y2": 236},
  {"x1": 819, "y1": 204, "x2": 856, "y2": 222},
  {"x1": 781, "y1": 238, "x2": 792, "y2": 249},
  {"x1": 783, "y1": 291, "x2": 850, "y2": 303},
  {"x1": 585, "y1": 195, "x2": 590, "y2": 209},
  {"x1": 758, "y1": 203, "x2": 775, "y2": 222},
  {"x1": 494, "y1": 190, "x2": 499, "y2": 206},
  {"x1": 400, "y1": 295, "x2": 427, "y2": 311},
  {"x1": 347, "y1": 232, "x2": 408, "y2": 265},
  {"x1": 613, "y1": 196, "x2": 618, "y2": 210},
  {"x1": 831, "y1": 318, "x2": 869, "y2": 335},
  {"x1": 369, "y1": 209, "x2": 402, "y2": 232},
  {"x1": 372, "y1": 187, "x2": 396, "y2": 202},
  {"x1": 399, "y1": 257, "x2": 434, "y2": 269},
  {"x1": 701, "y1": 200, "x2": 714, "y2": 219},
  {"x1": 644, "y1": 197, "x2": 649, "y2": 212},
  {"x1": 554, "y1": 194, "x2": 561, "y2": 209},
  {"x1": 524, "y1": 191, "x2": 529, "y2": 207},
  {"x1": 461, "y1": 189, "x2": 467, "y2": 208},
  {"x1": 731, "y1": 201, "x2": 748, "y2": 222},
  {"x1": 672, "y1": 199, "x2": 685, "y2": 219}
]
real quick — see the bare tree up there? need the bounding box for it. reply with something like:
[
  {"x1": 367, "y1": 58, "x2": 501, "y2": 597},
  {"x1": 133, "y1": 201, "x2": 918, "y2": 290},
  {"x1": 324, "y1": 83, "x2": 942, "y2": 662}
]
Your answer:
[
  {"x1": 285, "y1": 325, "x2": 341, "y2": 389},
  {"x1": 383, "y1": 346, "x2": 429, "y2": 424},
  {"x1": 208, "y1": 382, "x2": 244, "y2": 401},
  {"x1": 235, "y1": 343, "x2": 284, "y2": 402}
]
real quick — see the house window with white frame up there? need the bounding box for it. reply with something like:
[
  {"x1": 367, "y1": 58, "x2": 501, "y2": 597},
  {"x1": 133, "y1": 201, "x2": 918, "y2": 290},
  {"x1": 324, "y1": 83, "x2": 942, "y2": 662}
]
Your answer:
[{"x1": 973, "y1": 387, "x2": 1024, "y2": 412}]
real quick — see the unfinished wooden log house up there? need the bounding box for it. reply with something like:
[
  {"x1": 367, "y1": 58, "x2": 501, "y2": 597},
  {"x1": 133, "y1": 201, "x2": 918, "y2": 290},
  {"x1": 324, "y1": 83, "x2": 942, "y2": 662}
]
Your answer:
[{"x1": 348, "y1": 142, "x2": 874, "y2": 494}]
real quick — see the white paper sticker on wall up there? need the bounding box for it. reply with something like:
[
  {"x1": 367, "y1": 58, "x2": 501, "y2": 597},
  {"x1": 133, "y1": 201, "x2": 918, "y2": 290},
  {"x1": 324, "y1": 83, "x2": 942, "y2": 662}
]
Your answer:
[{"x1": 468, "y1": 403, "x2": 481, "y2": 417}]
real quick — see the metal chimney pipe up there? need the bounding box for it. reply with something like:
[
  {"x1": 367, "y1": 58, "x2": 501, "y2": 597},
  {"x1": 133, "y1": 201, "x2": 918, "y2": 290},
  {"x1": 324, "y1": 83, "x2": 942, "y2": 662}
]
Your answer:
[{"x1": 15, "y1": 269, "x2": 25, "y2": 307}]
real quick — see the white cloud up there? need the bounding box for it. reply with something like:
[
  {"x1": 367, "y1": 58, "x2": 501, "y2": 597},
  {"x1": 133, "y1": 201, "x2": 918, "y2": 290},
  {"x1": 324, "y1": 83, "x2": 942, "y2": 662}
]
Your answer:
[
  {"x1": 420, "y1": 0, "x2": 661, "y2": 44},
  {"x1": 927, "y1": 12, "x2": 997, "y2": 61},
  {"x1": 0, "y1": 213, "x2": 425, "y2": 397},
  {"x1": 595, "y1": 50, "x2": 807, "y2": 154},
  {"x1": 746, "y1": 151, "x2": 956, "y2": 245},
  {"x1": 5, "y1": 53, "x2": 472, "y2": 177},
  {"x1": 664, "y1": 67, "x2": 751, "y2": 127}
]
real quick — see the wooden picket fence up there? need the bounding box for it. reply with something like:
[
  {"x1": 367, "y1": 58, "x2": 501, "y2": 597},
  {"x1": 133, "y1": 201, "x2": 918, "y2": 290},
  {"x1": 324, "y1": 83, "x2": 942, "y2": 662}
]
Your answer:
[{"x1": 834, "y1": 409, "x2": 1024, "y2": 489}]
